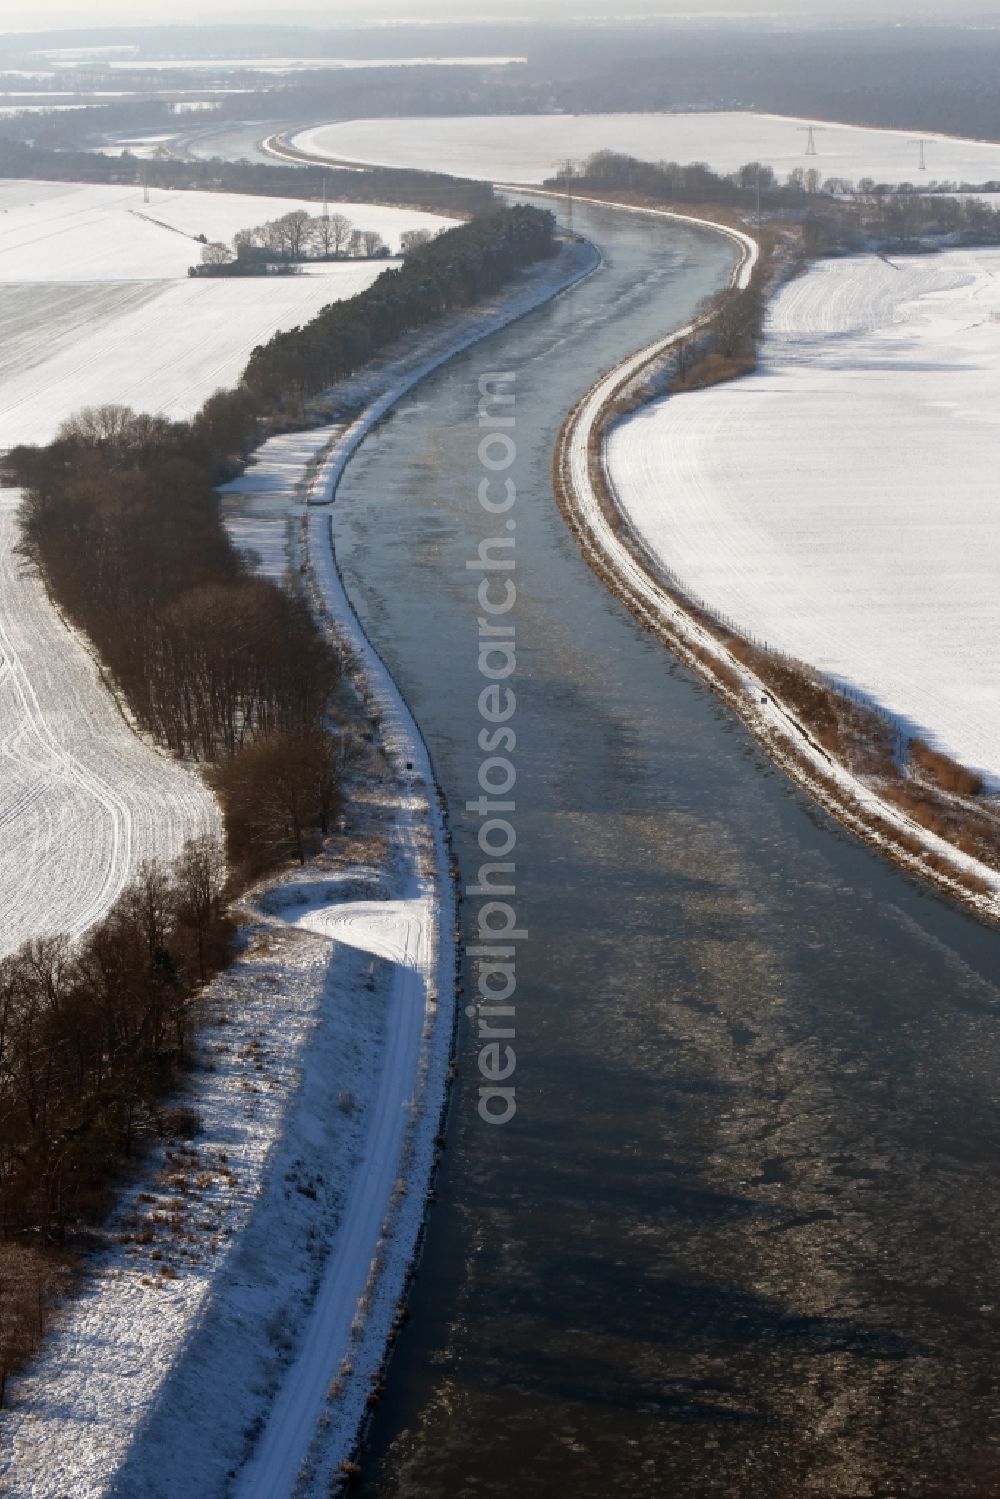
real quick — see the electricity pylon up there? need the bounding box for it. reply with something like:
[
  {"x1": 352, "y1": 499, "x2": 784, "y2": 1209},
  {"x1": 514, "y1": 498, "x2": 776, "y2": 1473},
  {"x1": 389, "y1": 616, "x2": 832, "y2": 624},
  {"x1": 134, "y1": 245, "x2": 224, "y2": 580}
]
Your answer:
[
  {"x1": 909, "y1": 138, "x2": 931, "y2": 171},
  {"x1": 797, "y1": 125, "x2": 825, "y2": 156},
  {"x1": 558, "y1": 159, "x2": 576, "y2": 232}
]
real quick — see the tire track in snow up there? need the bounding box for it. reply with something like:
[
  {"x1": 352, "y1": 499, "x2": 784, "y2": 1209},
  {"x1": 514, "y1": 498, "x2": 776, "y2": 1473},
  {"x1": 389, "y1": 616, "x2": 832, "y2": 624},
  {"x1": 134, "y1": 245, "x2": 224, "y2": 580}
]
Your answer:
[
  {"x1": 235, "y1": 896, "x2": 431, "y2": 1499},
  {"x1": 0, "y1": 494, "x2": 219, "y2": 956}
]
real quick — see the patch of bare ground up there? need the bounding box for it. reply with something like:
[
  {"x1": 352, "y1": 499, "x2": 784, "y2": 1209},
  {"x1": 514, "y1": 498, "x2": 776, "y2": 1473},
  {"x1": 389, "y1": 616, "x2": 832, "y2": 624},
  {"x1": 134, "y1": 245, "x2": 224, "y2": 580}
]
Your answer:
[{"x1": 672, "y1": 348, "x2": 759, "y2": 391}]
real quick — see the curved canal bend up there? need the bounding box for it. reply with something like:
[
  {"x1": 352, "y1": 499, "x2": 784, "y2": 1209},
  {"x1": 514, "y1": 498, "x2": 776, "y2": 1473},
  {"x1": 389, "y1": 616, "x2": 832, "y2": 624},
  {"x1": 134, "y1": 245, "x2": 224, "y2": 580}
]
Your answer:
[{"x1": 328, "y1": 200, "x2": 1000, "y2": 1497}]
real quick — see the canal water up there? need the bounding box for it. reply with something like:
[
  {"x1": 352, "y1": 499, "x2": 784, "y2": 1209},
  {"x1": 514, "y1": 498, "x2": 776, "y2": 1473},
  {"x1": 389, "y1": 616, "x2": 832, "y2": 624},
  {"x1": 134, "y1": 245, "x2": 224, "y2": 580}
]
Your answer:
[{"x1": 329, "y1": 199, "x2": 1000, "y2": 1497}]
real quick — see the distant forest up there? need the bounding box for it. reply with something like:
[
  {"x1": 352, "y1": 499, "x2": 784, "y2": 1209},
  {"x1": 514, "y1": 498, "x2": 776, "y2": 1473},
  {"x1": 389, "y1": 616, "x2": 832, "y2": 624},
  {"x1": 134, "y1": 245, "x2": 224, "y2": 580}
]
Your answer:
[
  {"x1": 0, "y1": 138, "x2": 492, "y2": 218},
  {"x1": 5, "y1": 25, "x2": 1000, "y2": 151}
]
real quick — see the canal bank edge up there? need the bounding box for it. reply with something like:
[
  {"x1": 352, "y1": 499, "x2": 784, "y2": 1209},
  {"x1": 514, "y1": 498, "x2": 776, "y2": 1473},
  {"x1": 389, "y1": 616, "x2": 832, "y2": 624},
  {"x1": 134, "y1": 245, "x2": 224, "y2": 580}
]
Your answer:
[{"x1": 233, "y1": 232, "x2": 604, "y2": 1492}]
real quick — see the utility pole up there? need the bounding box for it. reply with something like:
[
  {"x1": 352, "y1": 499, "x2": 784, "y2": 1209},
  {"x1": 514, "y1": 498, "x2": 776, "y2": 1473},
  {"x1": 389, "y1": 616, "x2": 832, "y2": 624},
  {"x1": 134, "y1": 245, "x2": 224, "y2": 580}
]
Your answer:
[
  {"x1": 910, "y1": 138, "x2": 931, "y2": 172},
  {"x1": 559, "y1": 158, "x2": 576, "y2": 233}
]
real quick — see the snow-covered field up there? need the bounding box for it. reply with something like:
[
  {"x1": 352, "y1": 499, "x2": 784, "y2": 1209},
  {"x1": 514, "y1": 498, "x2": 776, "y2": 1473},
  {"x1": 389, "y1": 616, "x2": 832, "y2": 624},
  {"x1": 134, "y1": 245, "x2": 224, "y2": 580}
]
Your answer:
[
  {"x1": 606, "y1": 248, "x2": 1000, "y2": 785},
  {"x1": 292, "y1": 111, "x2": 1000, "y2": 188},
  {"x1": 0, "y1": 273, "x2": 382, "y2": 447},
  {"x1": 0, "y1": 181, "x2": 450, "y2": 443},
  {"x1": 0, "y1": 179, "x2": 453, "y2": 450},
  {"x1": 0, "y1": 492, "x2": 219, "y2": 960},
  {"x1": 0, "y1": 179, "x2": 448, "y2": 281}
]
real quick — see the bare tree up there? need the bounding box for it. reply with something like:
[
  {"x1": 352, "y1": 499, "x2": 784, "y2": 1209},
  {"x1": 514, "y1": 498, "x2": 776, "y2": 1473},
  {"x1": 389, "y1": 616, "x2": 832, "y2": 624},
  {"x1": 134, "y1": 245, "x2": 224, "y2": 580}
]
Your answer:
[
  {"x1": 55, "y1": 405, "x2": 171, "y2": 460},
  {"x1": 400, "y1": 228, "x2": 433, "y2": 256},
  {"x1": 213, "y1": 731, "x2": 342, "y2": 870},
  {"x1": 174, "y1": 836, "x2": 226, "y2": 987},
  {"x1": 200, "y1": 241, "x2": 233, "y2": 266},
  {"x1": 735, "y1": 160, "x2": 776, "y2": 192},
  {"x1": 308, "y1": 214, "x2": 335, "y2": 258},
  {"x1": 0, "y1": 1246, "x2": 66, "y2": 1408},
  {"x1": 361, "y1": 229, "x2": 388, "y2": 258},
  {"x1": 310, "y1": 211, "x2": 353, "y2": 258},
  {"x1": 273, "y1": 210, "x2": 312, "y2": 261},
  {"x1": 328, "y1": 212, "x2": 353, "y2": 255}
]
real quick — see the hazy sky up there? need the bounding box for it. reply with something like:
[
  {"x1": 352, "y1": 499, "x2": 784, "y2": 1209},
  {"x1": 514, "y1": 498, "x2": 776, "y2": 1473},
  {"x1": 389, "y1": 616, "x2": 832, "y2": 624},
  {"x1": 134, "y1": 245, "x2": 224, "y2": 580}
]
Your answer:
[{"x1": 3, "y1": 0, "x2": 1000, "y2": 34}]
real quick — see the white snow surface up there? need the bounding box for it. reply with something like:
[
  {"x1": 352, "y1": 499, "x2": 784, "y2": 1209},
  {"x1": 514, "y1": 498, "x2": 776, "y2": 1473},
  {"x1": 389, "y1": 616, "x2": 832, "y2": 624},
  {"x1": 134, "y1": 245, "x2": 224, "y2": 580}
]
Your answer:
[
  {"x1": 0, "y1": 274, "x2": 386, "y2": 448},
  {"x1": 0, "y1": 179, "x2": 448, "y2": 282},
  {"x1": 0, "y1": 182, "x2": 449, "y2": 449},
  {"x1": 0, "y1": 492, "x2": 219, "y2": 960},
  {"x1": 606, "y1": 248, "x2": 1000, "y2": 786},
  {"x1": 94, "y1": 54, "x2": 524, "y2": 72},
  {"x1": 293, "y1": 111, "x2": 1000, "y2": 188}
]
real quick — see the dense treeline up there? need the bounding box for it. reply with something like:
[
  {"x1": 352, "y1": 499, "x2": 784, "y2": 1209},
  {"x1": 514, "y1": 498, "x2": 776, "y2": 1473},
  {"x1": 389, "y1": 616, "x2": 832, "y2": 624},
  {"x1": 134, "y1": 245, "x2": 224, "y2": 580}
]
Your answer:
[
  {"x1": 0, "y1": 838, "x2": 232, "y2": 1396},
  {"x1": 553, "y1": 152, "x2": 813, "y2": 210},
  {"x1": 17, "y1": 409, "x2": 340, "y2": 767},
  {"x1": 0, "y1": 843, "x2": 230, "y2": 1238},
  {"x1": 554, "y1": 152, "x2": 1000, "y2": 252},
  {"x1": 801, "y1": 191, "x2": 1000, "y2": 254},
  {"x1": 554, "y1": 152, "x2": 1000, "y2": 233},
  {"x1": 0, "y1": 137, "x2": 493, "y2": 218},
  {"x1": 243, "y1": 203, "x2": 555, "y2": 404}
]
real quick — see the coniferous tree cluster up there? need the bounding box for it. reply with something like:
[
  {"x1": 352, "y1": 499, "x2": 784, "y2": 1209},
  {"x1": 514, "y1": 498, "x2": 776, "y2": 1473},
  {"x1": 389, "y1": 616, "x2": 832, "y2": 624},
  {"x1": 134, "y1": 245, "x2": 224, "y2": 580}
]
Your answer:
[{"x1": 243, "y1": 204, "x2": 556, "y2": 404}]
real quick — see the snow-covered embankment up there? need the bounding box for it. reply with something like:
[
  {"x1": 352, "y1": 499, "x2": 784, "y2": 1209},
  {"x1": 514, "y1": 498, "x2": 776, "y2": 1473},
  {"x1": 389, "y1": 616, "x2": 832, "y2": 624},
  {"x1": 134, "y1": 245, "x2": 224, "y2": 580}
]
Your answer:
[{"x1": 554, "y1": 216, "x2": 1000, "y2": 917}]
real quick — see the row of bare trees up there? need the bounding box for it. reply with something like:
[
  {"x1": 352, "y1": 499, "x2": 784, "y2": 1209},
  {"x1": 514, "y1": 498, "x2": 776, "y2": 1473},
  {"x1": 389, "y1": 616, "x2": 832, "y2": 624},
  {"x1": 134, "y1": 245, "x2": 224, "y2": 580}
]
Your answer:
[
  {"x1": 198, "y1": 212, "x2": 436, "y2": 274},
  {"x1": 560, "y1": 151, "x2": 1000, "y2": 240},
  {"x1": 232, "y1": 210, "x2": 390, "y2": 261}
]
